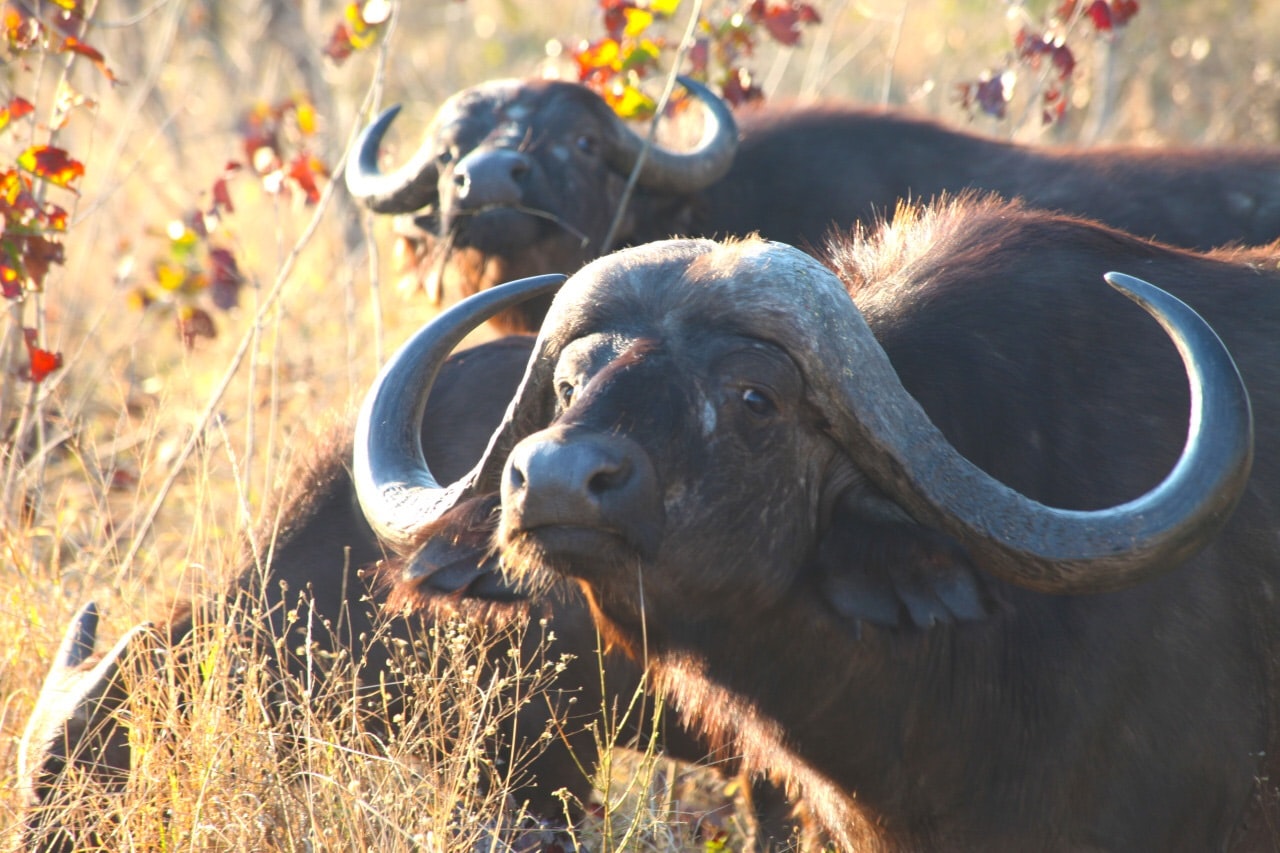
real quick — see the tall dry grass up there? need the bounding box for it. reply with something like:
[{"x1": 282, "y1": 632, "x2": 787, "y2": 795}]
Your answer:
[{"x1": 3, "y1": 1, "x2": 1280, "y2": 850}]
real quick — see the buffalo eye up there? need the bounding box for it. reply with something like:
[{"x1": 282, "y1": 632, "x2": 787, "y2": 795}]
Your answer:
[
  {"x1": 574, "y1": 133, "x2": 599, "y2": 157},
  {"x1": 740, "y1": 386, "x2": 776, "y2": 417},
  {"x1": 557, "y1": 382, "x2": 576, "y2": 408},
  {"x1": 438, "y1": 146, "x2": 457, "y2": 166}
]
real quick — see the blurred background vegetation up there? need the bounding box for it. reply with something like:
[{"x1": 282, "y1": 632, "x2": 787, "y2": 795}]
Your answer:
[{"x1": 3, "y1": 0, "x2": 1279, "y2": 848}]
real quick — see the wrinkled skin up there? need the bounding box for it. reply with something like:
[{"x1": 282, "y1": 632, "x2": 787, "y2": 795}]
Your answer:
[
  {"x1": 19, "y1": 337, "x2": 797, "y2": 853},
  {"x1": 361, "y1": 78, "x2": 1280, "y2": 334},
  {"x1": 396, "y1": 199, "x2": 1280, "y2": 850}
]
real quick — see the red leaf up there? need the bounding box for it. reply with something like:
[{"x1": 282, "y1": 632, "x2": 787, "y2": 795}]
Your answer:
[
  {"x1": 1085, "y1": 0, "x2": 1112, "y2": 31},
  {"x1": 211, "y1": 176, "x2": 234, "y2": 212},
  {"x1": 286, "y1": 152, "x2": 326, "y2": 205},
  {"x1": 13, "y1": 234, "x2": 64, "y2": 287},
  {"x1": 0, "y1": 95, "x2": 34, "y2": 131},
  {"x1": 18, "y1": 145, "x2": 85, "y2": 192},
  {"x1": 109, "y1": 469, "x2": 138, "y2": 491},
  {"x1": 1051, "y1": 43, "x2": 1076, "y2": 79},
  {"x1": 323, "y1": 20, "x2": 357, "y2": 64},
  {"x1": 42, "y1": 203, "x2": 68, "y2": 231},
  {"x1": 22, "y1": 328, "x2": 62, "y2": 383},
  {"x1": 602, "y1": 2, "x2": 630, "y2": 40},
  {"x1": 211, "y1": 162, "x2": 241, "y2": 214},
  {"x1": 749, "y1": 0, "x2": 822, "y2": 47},
  {"x1": 207, "y1": 247, "x2": 244, "y2": 310},
  {"x1": 1041, "y1": 86, "x2": 1068, "y2": 125},
  {"x1": 687, "y1": 38, "x2": 709, "y2": 75},
  {"x1": 176, "y1": 306, "x2": 216, "y2": 348},
  {"x1": 59, "y1": 36, "x2": 118, "y2": 83},
  {"x1": 1111, "y1": 0, "x2": 1139, "y2": 26},
  {"x1": 720, "y1": 67, "x2": 764, "y2": 108},
  {"x1": 957, "y1": 76, "x2": 1010, "y2": 120}
]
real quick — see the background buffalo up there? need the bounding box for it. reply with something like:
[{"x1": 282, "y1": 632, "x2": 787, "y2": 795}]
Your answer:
[{"x1": 350, "y1": 76, "x2": 1280, "y2": 333}]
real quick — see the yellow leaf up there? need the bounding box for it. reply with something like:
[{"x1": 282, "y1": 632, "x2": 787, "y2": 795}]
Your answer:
[
  {"x1": 295, "y1": 99, "x2": 317, "y2": 136},
  {"x1": 649, "y1": 0, "x2": 681, "y2": 15},
  {"x1": 577, "y1": 38, "x2": 621, "y2": 72},
  {"x1": 154, "y1": 262, "x2": 187, "y2": 292},
  {"x1": 608, "y1": 84, "x2": 656, "y2": 119},
  {"x1": 623, "y1": 7, "x2": 654, "y2": 37}
]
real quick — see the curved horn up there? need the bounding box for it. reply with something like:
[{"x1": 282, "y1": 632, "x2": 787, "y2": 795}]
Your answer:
[
  {"x1": 354, "y1": 274, "x2": 567, "y2": 552},
  {"x1": 602, "y1": 76, "x2": 739, "y2": 194},
  {"x1": 345, "y1": 104, "x2": 441, "y2": 214},
  {"x1": 821, "y1": 269, "x2": 1253, "y2": 595}
]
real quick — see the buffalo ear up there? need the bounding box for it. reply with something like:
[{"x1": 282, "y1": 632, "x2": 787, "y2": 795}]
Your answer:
[
  {"x1": 396, "y1": 494, "x2": 523, "y2": 604},
  {"x1": 815, "y1": 500, "x2": 995, "y2": 634}
]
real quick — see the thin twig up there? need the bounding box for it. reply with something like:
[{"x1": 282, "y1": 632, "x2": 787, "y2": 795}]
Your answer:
[
  {"x1": 880, "y1": 0, "x2": 910, "y2": 106},
  {"x1": 600, "y1": 0, "x2": 705, "y2": 255},
  {"x1": 359, "y1": 2, "x2": 400, "y2": 371}
]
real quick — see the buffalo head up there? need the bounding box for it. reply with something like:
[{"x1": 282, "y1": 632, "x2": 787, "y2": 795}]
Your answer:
[
  {"x1": 345, "y1": 78, "x2": 737, "y2": 333},
  {"x1": 356, "y1": 237, "x2": 1251, "y2": 594}
]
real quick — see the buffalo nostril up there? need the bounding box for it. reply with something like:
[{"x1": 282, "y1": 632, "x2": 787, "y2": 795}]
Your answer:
[
  {"x1": 507, "y1": 464, "x2": 526, "y2": 491},
  {"x1": 588, "y1": 458, "x2": 631, "y2": 496}
]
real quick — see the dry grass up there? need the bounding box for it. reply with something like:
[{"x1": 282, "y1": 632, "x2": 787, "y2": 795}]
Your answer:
[{"x1": 3, "y1": 1, "x2": 1280, "y2": 850}]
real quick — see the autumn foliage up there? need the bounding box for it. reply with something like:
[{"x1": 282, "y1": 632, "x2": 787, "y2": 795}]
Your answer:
[
  {"x1": 0, "y1": 0, "x2": 109, "y2": 386},
  {"x1": 323, "y1": 0, "x2": 392, "y2": 65},
  {"x1": 573, "y1": 0, "x2": 822, "y2": 117},
  {"x1": 958, "y1": 0, "x2": 1140, "y2": 125}
]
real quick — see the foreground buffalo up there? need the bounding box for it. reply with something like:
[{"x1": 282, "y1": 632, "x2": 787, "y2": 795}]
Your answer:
[
  {"x1": 347, "y1": 76, "x2": 1280, "y2": 332},
  {"x1": 354, "y1": 197, "x2": 1279, "y2": 850},
  {"x1": 19, "y1": 335, "x2": 796, "y2": 851}
]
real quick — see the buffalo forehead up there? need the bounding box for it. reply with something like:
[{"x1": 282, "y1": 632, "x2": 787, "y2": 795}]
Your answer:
[
  {"x1": 433, "y1": 79, "x2": 546, "y2": 143},
  {"x1": 549, "y1": 238, "x2": 860, "y2": 356},
  {"x1": 436, "y1": 79, "x2": 599, "y2": 138}
]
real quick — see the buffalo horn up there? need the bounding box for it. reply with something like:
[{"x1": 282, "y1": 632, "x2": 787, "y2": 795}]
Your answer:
[
  {"x1": 602, "y1": 75, "x2": 739, "y2": 194},
  {"x1": 344, "y1": 104, "x2": 443, "y2": 214},
  {"x1": 353, "y1": 274, "x2": 566, "y2": 551},
  {"x1": 814, "y1": 268, "x2": 1254, "y2": 594}
]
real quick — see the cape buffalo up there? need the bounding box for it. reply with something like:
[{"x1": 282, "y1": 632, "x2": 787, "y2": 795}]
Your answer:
[
  {"x1": 346, "y1": 76, "x2": 1280, "y2": 333},
  {"x1": 354, "y1": 196, "x2": 1279, "y2": 850},
  {"x1": 18, "y1": 334, "x2": 795, "y2": 852}
]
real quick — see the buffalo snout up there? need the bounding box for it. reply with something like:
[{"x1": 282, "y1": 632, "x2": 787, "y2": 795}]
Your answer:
[
  {"x1": 452, "y1": 148, "x2": 531, "y2": 210},
  {"x1": 502, "y1": 427, "x2": 664, "y2": 560}
]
